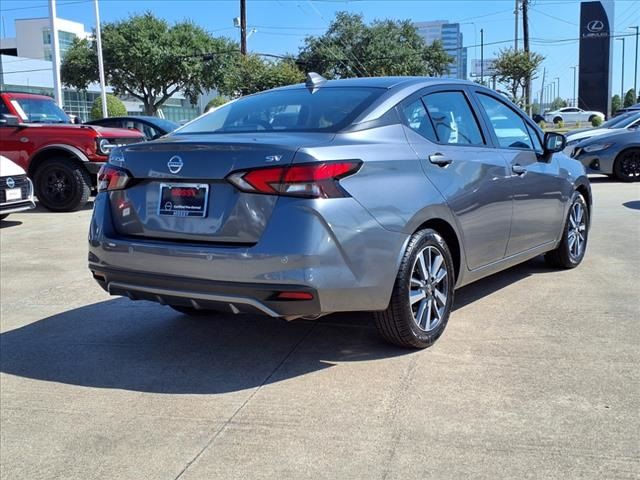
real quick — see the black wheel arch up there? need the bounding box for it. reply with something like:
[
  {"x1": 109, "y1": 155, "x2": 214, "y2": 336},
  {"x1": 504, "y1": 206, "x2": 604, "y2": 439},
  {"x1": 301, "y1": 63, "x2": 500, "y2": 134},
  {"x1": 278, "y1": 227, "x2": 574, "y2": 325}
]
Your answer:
[
  {"x1": 28, "y1": 145, "x2": 90, "y2": 179},
  {"x1": 413, "y1": 218, "x2": 461, "y2": 283}
]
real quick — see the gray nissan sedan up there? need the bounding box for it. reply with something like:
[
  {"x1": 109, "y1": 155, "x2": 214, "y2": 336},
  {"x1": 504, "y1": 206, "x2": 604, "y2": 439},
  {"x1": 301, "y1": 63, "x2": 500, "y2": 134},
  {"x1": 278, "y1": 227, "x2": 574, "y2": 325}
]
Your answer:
[{"x1": 89, "y1": 75, "x2": 591, "y2": 349}]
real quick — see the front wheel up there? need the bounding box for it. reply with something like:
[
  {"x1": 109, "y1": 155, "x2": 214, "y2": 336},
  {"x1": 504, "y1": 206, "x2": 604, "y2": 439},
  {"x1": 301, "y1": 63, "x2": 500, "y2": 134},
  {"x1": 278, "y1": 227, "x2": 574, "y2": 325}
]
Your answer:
[
  {"x1": 34, "y1": 158, "x2": 91, "y2": 212},
  {"x1": 375, "y1": 229, "x2": 455, "y2": 349},
  {"x1": 545, "y1": 192, "x2": 589, "y2": 269},
  {"x1": 613, "y1": 149, "x2": 640, "y2": 182}
]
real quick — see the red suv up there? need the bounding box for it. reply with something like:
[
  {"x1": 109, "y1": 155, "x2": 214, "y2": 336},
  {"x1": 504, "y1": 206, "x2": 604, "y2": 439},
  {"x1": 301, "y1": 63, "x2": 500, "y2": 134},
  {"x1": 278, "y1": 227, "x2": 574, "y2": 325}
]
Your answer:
[{"x1": 0, "y1": 91, "x2": 144, "y2": 211}]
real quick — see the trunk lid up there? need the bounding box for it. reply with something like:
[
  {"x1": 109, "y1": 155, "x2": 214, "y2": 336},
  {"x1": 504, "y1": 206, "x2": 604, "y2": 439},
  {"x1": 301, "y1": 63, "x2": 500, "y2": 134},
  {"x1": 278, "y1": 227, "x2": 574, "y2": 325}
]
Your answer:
[{"x1": 110, "y1": 133, "x2": 333, "y2": 244}]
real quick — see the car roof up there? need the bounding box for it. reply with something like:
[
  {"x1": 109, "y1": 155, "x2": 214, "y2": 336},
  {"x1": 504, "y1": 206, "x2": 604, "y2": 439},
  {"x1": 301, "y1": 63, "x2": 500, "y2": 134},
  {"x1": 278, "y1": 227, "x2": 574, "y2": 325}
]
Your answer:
[{"x1": 277, "y1": 76, "x2": 473, "y2": 91}]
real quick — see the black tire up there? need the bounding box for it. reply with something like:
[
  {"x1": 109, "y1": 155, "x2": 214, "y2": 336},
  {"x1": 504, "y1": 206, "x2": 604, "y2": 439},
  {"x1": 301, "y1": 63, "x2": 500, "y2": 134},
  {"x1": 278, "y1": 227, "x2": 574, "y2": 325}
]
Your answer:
[
  {"x1": 612, "y1": 149, "x2": 640, "y2": 182},
  {"x1": 545, "y1": 192, "x2": 589, "y2": 269},
  {"x1": 374, "y1": 229, "x2": 455, "y2": 349},
  {"x1": 34, "y1": 157, "x2": 91, "y2": 212},
  {"x1": 0, "y1": 214, "x2": 8, "y2": 221},
  {"x1": 553, "y1": 116, "x2": 562, "y2": 124},
  {"x1": 169, "y1": 305, "x2": 217, "y2": 317}
]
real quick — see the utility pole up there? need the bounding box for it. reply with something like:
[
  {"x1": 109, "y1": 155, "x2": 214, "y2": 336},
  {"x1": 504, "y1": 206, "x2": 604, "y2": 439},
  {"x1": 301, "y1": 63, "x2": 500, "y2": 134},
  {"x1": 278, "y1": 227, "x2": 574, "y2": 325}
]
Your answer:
[
  {"x1": 514, "y1": 0, "x2": 519, "y2": 51},
  {"x1": 617, "y1": 37, "x2": 625, "y2": 99},
  {"x1": 480, "y1": 28, "x2": 484, "y2": 85},
  {"x1": 94, "y1": 0, "x2": 108, "y2": 118},
  {"x1": 540, "y1": 67, "x2": 546, "y2": 111},
  {"x1": 522, "y1": 0, "x2": 531, "y2": 114},
  {"x1": 555, "y1": 77, "x2": 560, "y2": 105},
  {"x1": 48, "y1": 0, "x2": 63, "y2": 107},
  {"x1": 240, "y1": 0, "x2": 247, "y2": 55},
  {"x1": 571, "y1": 65, "x2": 578, "y2": 107},
  {"x1": 630, "y1": 26, "x2": 638, "y2": 100}
]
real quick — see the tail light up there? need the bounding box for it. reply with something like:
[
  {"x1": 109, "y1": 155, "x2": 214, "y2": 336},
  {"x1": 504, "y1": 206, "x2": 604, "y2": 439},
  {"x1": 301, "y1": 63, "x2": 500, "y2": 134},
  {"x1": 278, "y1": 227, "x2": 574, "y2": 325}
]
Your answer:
[
  {"x1": 97, "y1": 164, "x2": 132, "y2": 193},
  {"x1": 226, "y1": 161, "x2": 361, "y2": 199}
]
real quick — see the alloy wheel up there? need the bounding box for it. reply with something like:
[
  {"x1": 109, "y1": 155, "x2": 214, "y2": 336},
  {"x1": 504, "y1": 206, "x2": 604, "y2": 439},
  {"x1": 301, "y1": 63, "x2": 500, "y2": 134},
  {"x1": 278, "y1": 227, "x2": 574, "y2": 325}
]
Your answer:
[
  {"x1": 567, "y1": 201, "x2": 587, "y2": 260},
  {"x1": 620, "y1": 151, "x2": 640, "y2": 180},
  {"x1": 43, "y1": 168, "x2": 73, "y2": 203},
  {"x1": 409, "y1": 246, "x2": 449, "y2": 332}
]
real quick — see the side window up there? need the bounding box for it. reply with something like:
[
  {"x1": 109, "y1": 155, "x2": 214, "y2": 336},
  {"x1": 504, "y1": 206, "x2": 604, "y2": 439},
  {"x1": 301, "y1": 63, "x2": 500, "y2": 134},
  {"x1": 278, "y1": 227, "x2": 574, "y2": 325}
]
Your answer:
[
  {"x1": 525, "y1": 123, "x2": 544, "y2": 154},
  {"x1": 422, "y1": 91, "x2": 485, "y2": 146},
  {"x1": 400, "y1": 99, "x2": 437, "y2": 142},
  {"x1": 476, "y1": 94, "x2": 533, "y2": 150},
  {"x1": 0, "y1": 99, "x2": 11, "y2": 117}
]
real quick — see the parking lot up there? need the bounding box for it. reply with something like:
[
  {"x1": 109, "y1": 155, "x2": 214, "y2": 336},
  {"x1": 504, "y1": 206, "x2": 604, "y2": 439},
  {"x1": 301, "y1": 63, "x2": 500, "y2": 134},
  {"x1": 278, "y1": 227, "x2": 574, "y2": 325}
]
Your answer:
[{"x1": 0, "y1": 177, "x2": 638, "y2": 480}]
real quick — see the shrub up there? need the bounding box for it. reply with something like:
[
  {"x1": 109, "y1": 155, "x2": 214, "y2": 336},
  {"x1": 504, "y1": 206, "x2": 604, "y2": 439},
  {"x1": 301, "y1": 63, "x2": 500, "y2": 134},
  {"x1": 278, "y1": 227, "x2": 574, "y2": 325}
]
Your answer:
[
  {"x1": 538, "y1": 120, "x2": 546, "y2": 129},
  {"x1": 591, "y1": 116, "x2": 603, "y2": 127},
  {"x1": 555, "y1": 119, "x2": 564, "y2": 129},
  {"x1": 90, "y1": 94, "x2": 127, "y2": 120},
  {"x1": 205, "y1": 96, "x2": 229, "y2": 112}
]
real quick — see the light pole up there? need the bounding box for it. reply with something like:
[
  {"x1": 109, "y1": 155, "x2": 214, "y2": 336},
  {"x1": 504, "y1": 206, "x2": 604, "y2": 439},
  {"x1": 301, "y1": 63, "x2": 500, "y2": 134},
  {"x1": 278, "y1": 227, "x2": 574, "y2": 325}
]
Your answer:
[
  {"x1": 629, "y1": 26, "x2": 638, "y2": 100},
  {"x1": 570, "y1": 66, "x2": 578, "y2": 107},
  {"x1": 94, "y1": 0, "x2": 107, "y2": 118},
  {"x1": 617, "y1": 37, "x2": 625, "y2": 99},
  {"x1": 555, "y1": 77, "x2": 560, "y2": 105},
  {"x1": 48, "y1": 0, "x2": 63, "y2": 107},
  {"x1": 480, "y1": 28, "x2": 484, "y2": 85}
]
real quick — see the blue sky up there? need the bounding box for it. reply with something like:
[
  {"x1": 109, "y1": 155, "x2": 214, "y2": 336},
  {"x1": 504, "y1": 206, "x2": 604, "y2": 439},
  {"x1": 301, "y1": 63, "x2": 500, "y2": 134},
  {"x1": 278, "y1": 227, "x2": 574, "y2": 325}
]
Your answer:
[{"x1": 1, "y1": 0, "x2": 639, "y2": 102}]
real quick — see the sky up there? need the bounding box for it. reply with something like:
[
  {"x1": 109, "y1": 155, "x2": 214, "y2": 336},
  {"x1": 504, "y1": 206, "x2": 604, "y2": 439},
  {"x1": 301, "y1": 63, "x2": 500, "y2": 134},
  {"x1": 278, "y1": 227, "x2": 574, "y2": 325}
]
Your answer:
[{"x1": 1, "y1": 0, "x2": 639, "y2": 103}]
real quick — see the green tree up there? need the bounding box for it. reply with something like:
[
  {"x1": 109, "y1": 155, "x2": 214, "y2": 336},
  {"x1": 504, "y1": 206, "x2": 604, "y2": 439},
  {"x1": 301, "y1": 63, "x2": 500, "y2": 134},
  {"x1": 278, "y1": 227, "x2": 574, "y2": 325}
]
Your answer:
[
  {"x1": 550, "y1": 97, "x2": 567, "y2": 110},
  {"x1": 61, "y1": 13, "x2": 235, "y2": 115},
  {"x1": 219, "y1": 55, "x2": 304, "y2": 97},
  {"x1": 624, "y1": 88, "x2": 637, "y2": 107},
  {"x1": 205, "y1": 96, "x2": 230, "y2": 111},
  {"x1": 612, "y1": 94, "x2": 621, "y2": 114},
  {"x1": 492, "y1": 48, "x2": 544, "y2": 107},
  {"x1": 89, "y1": 94, "x2": 127, "y2": 120},
  {"x1": 297, "y1": 12, "x2": 451, "y2": 78}
]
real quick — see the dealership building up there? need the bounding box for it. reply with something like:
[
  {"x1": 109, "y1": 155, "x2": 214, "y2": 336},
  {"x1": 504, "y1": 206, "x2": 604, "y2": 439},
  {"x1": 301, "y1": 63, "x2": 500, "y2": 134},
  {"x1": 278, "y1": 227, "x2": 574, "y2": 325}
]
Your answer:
[{"x1": 0, "y1": 16, "x2": 203, "y2": 122}]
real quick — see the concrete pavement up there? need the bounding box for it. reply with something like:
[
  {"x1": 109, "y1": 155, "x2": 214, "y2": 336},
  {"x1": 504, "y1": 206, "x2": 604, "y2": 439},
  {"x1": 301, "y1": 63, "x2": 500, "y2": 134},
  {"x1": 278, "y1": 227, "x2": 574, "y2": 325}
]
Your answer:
[{"x1": 1, "y1": 178, "x2": 638, "y2": 479}]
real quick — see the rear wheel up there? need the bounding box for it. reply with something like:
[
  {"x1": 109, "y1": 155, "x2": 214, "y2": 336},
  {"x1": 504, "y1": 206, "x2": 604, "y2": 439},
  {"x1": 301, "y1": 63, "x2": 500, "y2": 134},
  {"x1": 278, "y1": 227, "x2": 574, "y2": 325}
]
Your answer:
[
  {"x1": 613, "y1": 149, "x2": 640, "y2": 182},
  {"x1": 553, "y1": 116, "x2": 562, "y2": 124},
  {"x1": 34, "y1": 158, "x2": 91, "y2": 212},
  {"x1": 169, "y1": 305, "x2": 217, "y2": 317},
  {"x1": 375, "y1": 229, "x2": 455, "y2": 349},
  {"x1": 545, "y1": 192, "x2": 589, "y2": 269}
]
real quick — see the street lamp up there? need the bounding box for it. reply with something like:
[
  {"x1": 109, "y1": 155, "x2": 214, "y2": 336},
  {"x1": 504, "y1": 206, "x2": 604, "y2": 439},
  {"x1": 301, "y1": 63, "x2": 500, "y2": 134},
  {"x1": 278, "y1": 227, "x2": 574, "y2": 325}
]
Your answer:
[
  {"x1": 617, "y1": 37, "x2": 625, "y2": 100},
  {"x1": 555, "y1": 77, "x2": 560, "y2": 104},
  {"x1": 629, "y1": 26, "x2": 639, "y2": 100},
  {"x1": 570, "y1": 66, "x2": 578, "y2": 107}
]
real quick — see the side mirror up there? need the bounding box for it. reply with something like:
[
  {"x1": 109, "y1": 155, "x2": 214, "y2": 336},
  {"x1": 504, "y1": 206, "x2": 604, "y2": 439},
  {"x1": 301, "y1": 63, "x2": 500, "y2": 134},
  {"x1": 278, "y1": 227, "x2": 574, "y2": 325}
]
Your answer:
[
  {"x1": 0, "y1": 114, "x2": 21, "y2": 127},
  {"x1": 544, "y1": 132, "x2": 566, "y2": 153}
]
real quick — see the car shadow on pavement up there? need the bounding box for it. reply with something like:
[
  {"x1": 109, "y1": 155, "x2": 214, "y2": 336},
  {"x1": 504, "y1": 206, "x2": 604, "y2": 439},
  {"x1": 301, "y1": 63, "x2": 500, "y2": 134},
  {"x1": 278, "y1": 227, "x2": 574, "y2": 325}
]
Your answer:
[
  {"x1": 0, "y1": 257, "x2": 554, "y2": 395},
  {"x1": 0, "y1": 219, "x2": 23, "y2": 229},
  {"x1": 622, "y1": 200, "x2": 640, "y2": 210}
]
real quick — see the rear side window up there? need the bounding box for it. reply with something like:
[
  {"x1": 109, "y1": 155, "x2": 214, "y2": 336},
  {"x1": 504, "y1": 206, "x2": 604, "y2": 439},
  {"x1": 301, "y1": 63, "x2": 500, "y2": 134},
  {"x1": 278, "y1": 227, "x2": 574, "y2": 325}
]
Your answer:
[
  {"x1": 0, "y1": 98, "x2": 10, "y2": 116},
  {"x1": 422, "y1": 91, "x2": 485, "y2": 146},
  {"x1": 400, "y1": 99, "x2": 437, "y2": 142},
  {"x1": 477, "y1": 93, "x2": 534, "y2": 150}
]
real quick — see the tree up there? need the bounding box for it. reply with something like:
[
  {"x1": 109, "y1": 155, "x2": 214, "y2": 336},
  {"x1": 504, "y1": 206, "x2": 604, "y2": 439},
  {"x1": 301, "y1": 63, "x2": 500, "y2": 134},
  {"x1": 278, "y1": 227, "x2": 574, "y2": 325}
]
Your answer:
[
  {"x1": 297, "y1": 12, "x2": 452, "y2": 78},
  {"x1": 492, "y1": 48, "x2": 544, "y2": 107},
  {"x1": 61, "y1": 13, "x2": 236, "y2": 115},
  {"x1": 612, "y1": 94, "x2": 621, "y2": 114},
  {"x1": 550, "y1": 97, "x2": 567, "y2": 110},
  {"x1": 205, "y1": 96, "x2": 230, "y2": 112},
  {"x1": 624, "y1": 88, "x2": 637, "y2": 107},
  {"x1": 219, "y1": 55, "x2": 304, "y2": 97},
  {"x1": 89, "y1": 94, "x2": 127, "y2": 120}
]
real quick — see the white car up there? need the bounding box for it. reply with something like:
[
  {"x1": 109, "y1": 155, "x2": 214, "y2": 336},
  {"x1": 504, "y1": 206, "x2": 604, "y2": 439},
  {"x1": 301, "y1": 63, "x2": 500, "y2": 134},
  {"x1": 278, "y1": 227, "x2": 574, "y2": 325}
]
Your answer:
[
  {"x1": 564, "y1": 111, "x2": 640, "y2": 153},
  {"x1": 544, "y1": 107, "x2": 605, "y2": 124},
  {"x1": 0, "y1": 155, "x2": 35, "y2": 220}
]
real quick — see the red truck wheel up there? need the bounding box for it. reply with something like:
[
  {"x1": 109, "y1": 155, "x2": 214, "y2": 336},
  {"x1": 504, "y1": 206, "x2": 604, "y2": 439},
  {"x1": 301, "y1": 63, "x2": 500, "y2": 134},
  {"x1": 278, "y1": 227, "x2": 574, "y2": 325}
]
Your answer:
[{"x1": 34, "y1": 158, "x2": 91, "y2": 212}]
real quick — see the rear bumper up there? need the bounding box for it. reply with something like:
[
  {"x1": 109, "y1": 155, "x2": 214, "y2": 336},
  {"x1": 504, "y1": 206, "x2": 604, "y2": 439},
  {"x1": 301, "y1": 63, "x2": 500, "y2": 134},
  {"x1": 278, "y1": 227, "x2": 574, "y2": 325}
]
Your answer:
[
  {"x1": 91, "y1": 266, "x2": 320, "y2": 318},
  {"x1": 88, "y1": 192, "x2": 409, "y2": 316}
]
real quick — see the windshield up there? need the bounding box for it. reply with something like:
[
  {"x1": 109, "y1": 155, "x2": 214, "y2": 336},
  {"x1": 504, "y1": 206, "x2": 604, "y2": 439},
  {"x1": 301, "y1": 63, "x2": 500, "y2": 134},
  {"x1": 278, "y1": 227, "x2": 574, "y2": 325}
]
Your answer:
[
  {"x1": 148, "y1": 117, "x2": 179, "y2": 132},
  {"x1": 176, "y1": 87, "x2": 384, "y2": 135},
  {"x1": 10, "y1": 97, "x2": 71, "y2": 124},
  {"x1": 601, "y1": 111, "x2": 640, "y2": 128}
]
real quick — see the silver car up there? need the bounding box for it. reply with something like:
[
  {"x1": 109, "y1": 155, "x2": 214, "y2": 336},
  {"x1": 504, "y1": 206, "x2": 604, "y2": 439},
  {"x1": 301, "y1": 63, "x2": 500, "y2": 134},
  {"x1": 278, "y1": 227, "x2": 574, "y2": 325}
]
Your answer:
[
  {"x1": 89, "y1": 76, "x2": 592, "y2": 349},
  {"x1": 571, "y1": 129, "x2": 640, "y2": 181}
]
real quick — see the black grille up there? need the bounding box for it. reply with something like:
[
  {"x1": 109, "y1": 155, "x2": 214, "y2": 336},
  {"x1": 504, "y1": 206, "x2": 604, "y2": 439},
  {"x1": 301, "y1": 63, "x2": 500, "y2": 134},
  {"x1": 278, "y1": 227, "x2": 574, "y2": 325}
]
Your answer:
[{"x1": 0, "y1": 174, "x2": 30, "y2": 204}]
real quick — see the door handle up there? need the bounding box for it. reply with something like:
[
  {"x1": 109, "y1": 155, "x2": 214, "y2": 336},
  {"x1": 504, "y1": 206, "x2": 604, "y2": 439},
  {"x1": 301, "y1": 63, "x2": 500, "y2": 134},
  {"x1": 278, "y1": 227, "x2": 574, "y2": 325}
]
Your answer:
[
  {"x1": 429, "y1": 153, "x2": 452, "y2": 167},
  {"x1": 512, "y1": 164, "x2": 527, "y2": 175}
]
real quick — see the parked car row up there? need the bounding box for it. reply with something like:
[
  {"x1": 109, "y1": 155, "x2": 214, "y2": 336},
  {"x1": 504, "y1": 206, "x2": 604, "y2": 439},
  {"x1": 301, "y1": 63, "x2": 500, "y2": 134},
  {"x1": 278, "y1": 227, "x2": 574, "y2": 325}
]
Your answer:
[{"x1": 0, "y1": 92, "x2": 180, "y2": 213}]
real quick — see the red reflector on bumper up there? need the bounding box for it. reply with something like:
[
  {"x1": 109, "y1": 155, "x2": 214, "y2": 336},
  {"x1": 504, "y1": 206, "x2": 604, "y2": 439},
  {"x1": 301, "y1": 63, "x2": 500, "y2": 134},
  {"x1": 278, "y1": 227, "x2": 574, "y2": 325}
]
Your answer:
[{"x1": 276, "y1": 292, "x2": 314, "y2": 300}]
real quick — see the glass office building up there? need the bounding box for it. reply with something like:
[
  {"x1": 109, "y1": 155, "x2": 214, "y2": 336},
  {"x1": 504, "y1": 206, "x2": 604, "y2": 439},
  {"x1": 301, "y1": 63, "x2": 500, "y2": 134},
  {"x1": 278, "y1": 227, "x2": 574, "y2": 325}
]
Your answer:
[{"x1": 414, "y1": 20, "x2": 468, "y2": 80}]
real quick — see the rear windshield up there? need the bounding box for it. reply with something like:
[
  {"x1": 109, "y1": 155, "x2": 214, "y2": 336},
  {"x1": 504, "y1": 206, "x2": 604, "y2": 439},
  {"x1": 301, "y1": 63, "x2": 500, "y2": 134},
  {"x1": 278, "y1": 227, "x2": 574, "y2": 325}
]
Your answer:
[{"x1": 176, "y1": 87, "x2": 383, "y2": 134}]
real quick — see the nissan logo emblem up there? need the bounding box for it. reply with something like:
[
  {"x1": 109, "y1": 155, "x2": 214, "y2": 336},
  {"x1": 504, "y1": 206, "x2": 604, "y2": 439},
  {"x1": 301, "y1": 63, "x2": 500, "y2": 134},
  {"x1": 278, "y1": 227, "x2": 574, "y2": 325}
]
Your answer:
[
  {"x1": 6, "y1": 177, "x2": 15, "y2": 188},
  {"x1": 587, "y1": 20, "x2": 604, "y2": 33},
  {"x1": 167, "y1": 156, "x2": 183, "y2": 174}
]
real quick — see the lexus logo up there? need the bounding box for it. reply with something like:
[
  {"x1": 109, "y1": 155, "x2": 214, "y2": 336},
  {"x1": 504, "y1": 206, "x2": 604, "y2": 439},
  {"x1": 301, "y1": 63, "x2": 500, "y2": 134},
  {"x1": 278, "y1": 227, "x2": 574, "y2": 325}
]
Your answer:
[
  {"x1": 167, "y1": 156, "x2": 183, "y2": 174},
  {"x1": 587, "y1": 20, "x2": 604, "y2": 33},
  {"x1": 6, "y1": 177, "x2": 15, "y2": 188}
]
